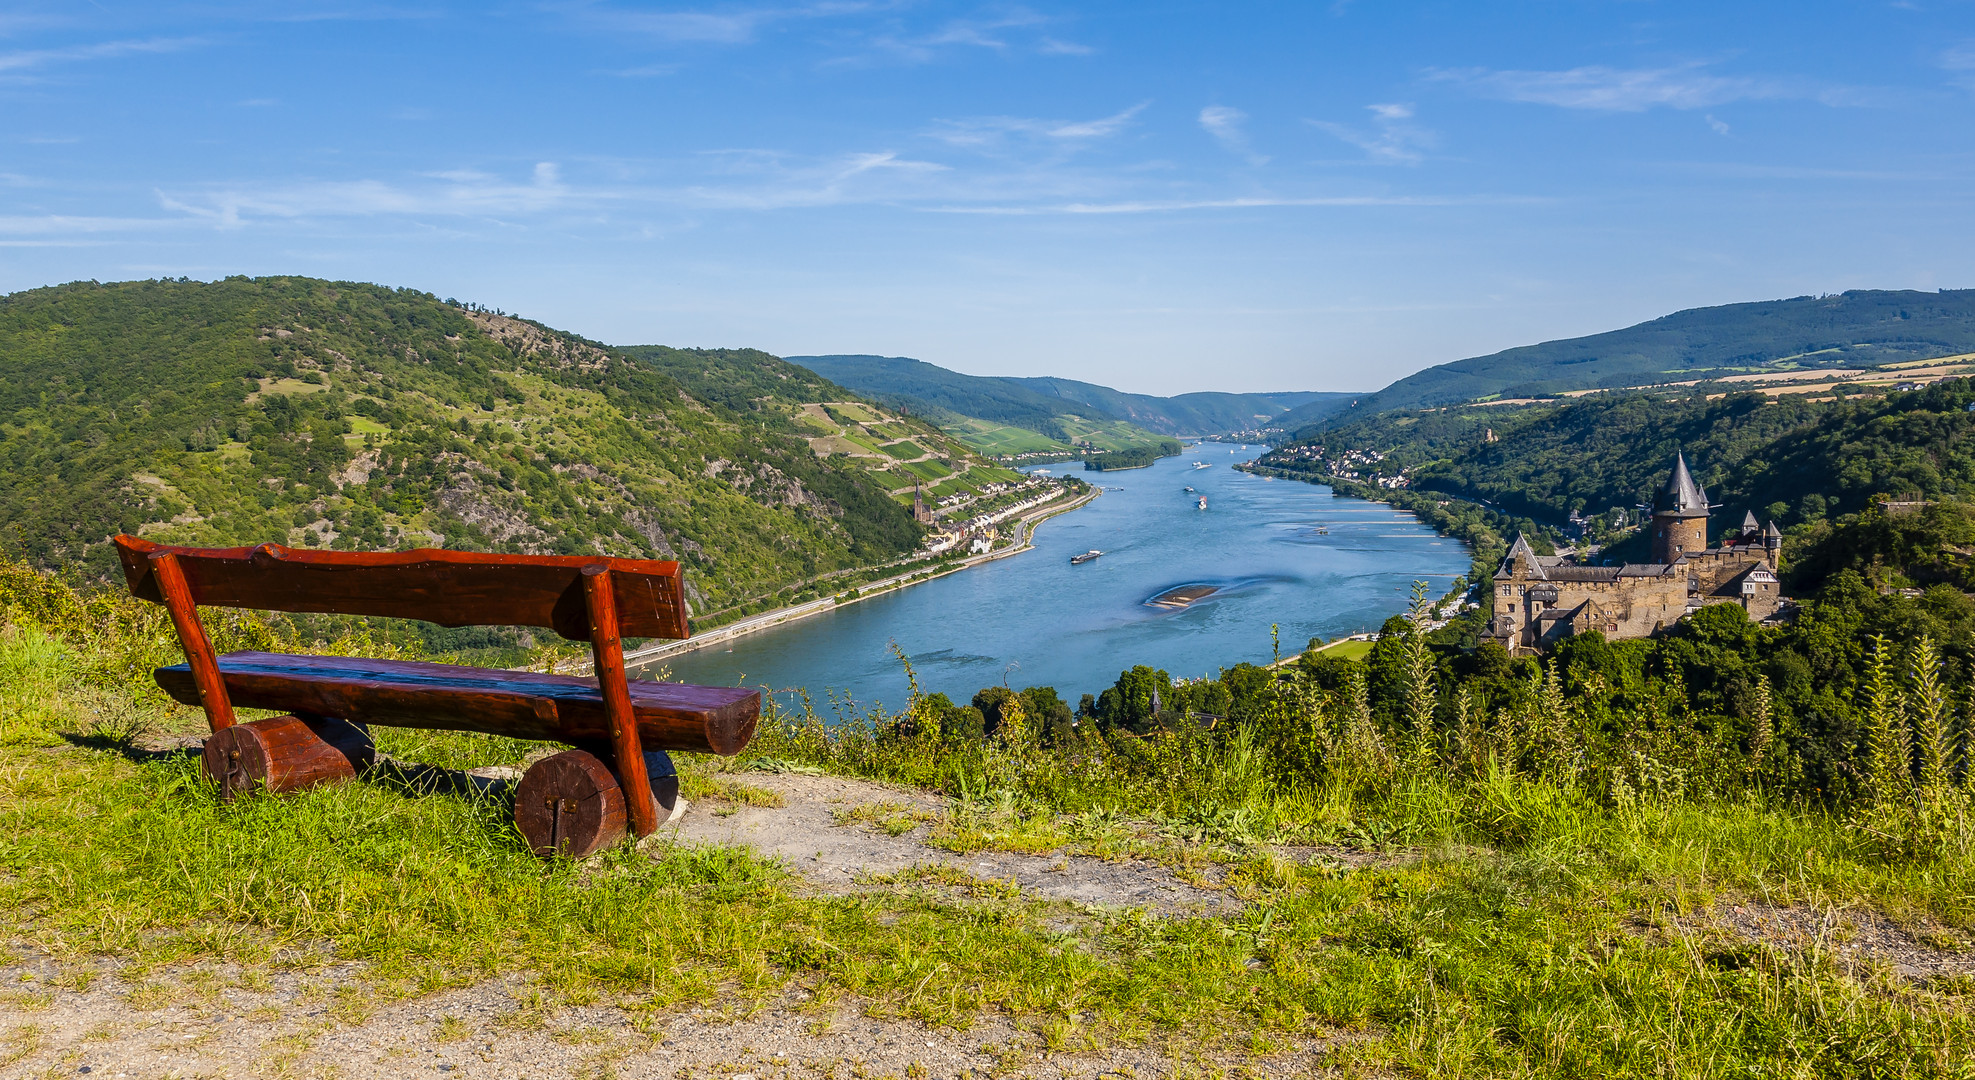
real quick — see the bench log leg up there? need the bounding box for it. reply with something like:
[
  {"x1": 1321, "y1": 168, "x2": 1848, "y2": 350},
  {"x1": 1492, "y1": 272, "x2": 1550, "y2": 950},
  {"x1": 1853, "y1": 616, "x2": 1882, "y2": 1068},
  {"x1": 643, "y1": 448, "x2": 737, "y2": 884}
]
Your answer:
[
  {"x1": 295, "y1": 713, "x2": 376, "y2": 773},
  {"x1": 515, "y1": 749, "x2": 628, "y2": 858},
  {"x1": 202, "y1": 715, "x2": 357, "y2": 799},
  {"x1": 575, "y1": 744, "x2": 685, "y2": 827}
]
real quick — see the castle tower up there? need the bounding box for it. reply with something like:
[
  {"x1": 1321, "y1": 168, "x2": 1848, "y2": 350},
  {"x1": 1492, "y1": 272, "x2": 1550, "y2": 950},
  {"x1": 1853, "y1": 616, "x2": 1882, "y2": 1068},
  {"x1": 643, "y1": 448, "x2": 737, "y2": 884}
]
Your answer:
[
  {"x1": 1651, "y1": 452, "x2": 1710, "y2": 563},
  {"x1": 1764, "y1": 519, "x2": 1782, "y2": 556}
]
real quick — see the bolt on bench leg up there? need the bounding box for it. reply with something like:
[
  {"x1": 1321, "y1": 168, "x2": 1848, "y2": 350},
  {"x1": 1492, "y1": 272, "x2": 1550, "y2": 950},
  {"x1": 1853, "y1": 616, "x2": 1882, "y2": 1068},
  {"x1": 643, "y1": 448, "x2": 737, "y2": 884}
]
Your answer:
[
  {"x1": 202, "y1": 714, "x2": 365, "y2": 799},
  {"x1": 513, "y1": 748, "x2": 683, "y2": 859},
  {"x1": 514, "y1": 750, "x2": 627, "y2": 858}
]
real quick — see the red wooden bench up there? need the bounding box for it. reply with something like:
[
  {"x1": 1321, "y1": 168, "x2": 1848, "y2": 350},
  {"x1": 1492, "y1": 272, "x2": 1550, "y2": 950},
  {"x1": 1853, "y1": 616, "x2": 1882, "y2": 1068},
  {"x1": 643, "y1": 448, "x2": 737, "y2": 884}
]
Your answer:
[{"x1": 113, "y1": 535, "x2": 760, "y2": 857}]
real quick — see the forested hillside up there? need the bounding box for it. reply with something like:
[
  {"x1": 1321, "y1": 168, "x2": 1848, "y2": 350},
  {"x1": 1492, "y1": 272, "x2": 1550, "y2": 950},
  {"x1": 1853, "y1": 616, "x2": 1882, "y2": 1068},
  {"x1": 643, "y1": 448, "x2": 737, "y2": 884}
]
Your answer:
[
  {"x1": 624, "y1": 345, "x2": 1024, "y2": 500},
  {"x1": 788, "y1": 353, "x2": 1318, "y2": 444},
  {"x1": 1273, "y1": 289, "x2": 1975, "y2": 425},
  {"x1": 788, "y1": 354, "x2": 1077, "y2": 435},
  {"x1": 1009, "y1": 376, "x2": 1347, "y2": 434},
  {"x1": 0, "y1": 278, "x2": 922, "y2": 613},
  {"x1": 1257, "y1": 380, "x2": 1975, "y2": 592}
]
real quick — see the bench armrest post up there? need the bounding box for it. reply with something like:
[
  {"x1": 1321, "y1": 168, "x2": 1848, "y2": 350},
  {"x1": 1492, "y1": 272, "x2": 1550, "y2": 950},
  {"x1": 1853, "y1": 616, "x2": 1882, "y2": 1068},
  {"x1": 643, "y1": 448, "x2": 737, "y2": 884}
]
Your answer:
[
  {"x1": 149, "y1": 551, "x2": 237, "y2": 732},
  {"x1": 581, "y1": 565, "x2": 657, "y2": 837}
]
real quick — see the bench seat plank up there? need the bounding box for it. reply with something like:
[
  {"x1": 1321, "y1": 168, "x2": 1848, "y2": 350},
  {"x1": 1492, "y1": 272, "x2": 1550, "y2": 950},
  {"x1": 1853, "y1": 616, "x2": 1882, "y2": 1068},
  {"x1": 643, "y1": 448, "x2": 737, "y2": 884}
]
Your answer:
[{"x1": 155, "y1": 651, "x2": 758, "y2": 755}]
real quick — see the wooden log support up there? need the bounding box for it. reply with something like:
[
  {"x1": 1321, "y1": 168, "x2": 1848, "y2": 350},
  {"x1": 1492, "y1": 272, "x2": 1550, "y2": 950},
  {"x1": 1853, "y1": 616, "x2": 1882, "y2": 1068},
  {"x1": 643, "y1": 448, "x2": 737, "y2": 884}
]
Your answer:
[
  {"x1": 297, "y1": 713, "x2": 377, "y2": 773},
  {"x1": 202, "y1": 715, "x2": 356, "y2": 799},
  {"x1": 514, "y1": 749, "x2": 628, "y2": 858},
  {"x1": 149, "y1": 551, "x2": 236, "y2": 732},
  {"x1": 582, "y1": 565, "x2": 658, "y2": 837}
]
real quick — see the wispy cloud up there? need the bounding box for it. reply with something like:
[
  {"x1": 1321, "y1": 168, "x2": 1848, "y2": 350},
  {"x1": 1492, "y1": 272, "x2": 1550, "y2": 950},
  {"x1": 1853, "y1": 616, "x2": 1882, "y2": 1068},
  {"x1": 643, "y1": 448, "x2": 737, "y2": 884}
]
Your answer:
[
  {"x1": 1430, "y1": 62, "x2": 1864, "y2": 111},
  {"x1": 1944, "y1": 41, "x2": 1975, "y2": 90},
  {"x1": 678, "y1": 150, "x2": 949, "y2": 208},
  {"x1": 576, "y1": 2, "x2": 878, "y2": 45},
  {"x1": 0, "y1": 214, "x2": 177, "y2": 236},
  {"x1": 158, "y1": 162, "x2": 574, "y2": 226},
  {"x1": 1705, "y1": 113, "x2": 1731, "y2": 135},
  {"x1": 929, "y1": 103, "x2": 1147, "y2": 149},
  {"x1": 1198, "y1": 106, "x2": 1267, "y2": 165},
  {"x1": 1038, "y1": 37, "x2": 1092, "y2": 56},
  {"x1": 1308, "y1": 103, "x2": 1432, "y2": 164},
  {"x1": 934, "y1": 194, "x2": 1510, "y2": 215},
  {"x1": 151, "y1": 152, "x2": 966, "y2": 224},
  {"x1": 0, "y1": 36, "x2": 201, "y2": 80},
  {"x1": 861, "y1": 10, "x2": 1072, "y2": 64}
]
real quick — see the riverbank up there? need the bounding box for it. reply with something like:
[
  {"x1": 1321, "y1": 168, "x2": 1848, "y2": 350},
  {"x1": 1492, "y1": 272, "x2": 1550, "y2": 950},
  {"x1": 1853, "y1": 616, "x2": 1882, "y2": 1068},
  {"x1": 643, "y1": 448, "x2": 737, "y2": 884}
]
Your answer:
[
  {"x1": 1237, "y1": 461, "x2": 1515, "y2": 591},
  {"x1": 623, "y1": 487, "x2": 1101, "y2": 671}
]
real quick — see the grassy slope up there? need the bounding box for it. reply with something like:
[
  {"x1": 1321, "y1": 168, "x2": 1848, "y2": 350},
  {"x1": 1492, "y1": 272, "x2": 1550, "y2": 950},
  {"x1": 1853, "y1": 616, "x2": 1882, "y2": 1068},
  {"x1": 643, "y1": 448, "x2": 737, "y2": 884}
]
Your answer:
[
  {"x1": 1274, "y1": 288, "x2": 1975, "y2": 425},
  {"x1": 785, "y1": 355, "x2": 1192, "y2": 456},
  {"x1": 0, "y1": 278, "x2": 920, "y2": 613},
  {"x1": 5, "y1": 571, "x2": 1975, "y2": 1075},
  {"x1": 623, "y1": 344, "x2": 1024, "y2": 498}
]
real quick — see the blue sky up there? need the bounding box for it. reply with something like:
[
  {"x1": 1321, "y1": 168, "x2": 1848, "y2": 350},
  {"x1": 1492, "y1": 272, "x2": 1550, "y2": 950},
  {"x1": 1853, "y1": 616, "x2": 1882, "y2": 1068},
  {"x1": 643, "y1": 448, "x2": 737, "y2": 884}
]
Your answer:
[{"x1": 2, "y1": 2, "x2": 1972, "y2": 394}]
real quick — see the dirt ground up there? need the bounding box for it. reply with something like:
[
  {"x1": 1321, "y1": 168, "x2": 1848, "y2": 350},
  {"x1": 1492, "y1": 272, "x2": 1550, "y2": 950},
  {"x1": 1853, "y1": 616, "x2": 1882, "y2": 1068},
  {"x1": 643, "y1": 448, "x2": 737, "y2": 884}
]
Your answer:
[
  {"x1": 1674, "y1": 901, "x2": 1975, "y2": 983},
  {"x1": 0, "y1": 766, "x2": 1337, "y2": 1079},
  {"x1": 663, "y1": 771, "x2": 1242, "y2": 916},
  {"x1": 0, "y1": 957, "x2": 1335, "y2": 1080}
]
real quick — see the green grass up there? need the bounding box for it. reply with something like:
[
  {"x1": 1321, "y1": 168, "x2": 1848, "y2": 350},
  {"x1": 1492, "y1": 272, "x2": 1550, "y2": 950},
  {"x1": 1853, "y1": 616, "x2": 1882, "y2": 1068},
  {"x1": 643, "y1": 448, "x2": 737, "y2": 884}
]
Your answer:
[
  {"x1": 943, "y1": 418, "x2": 1069, "y2": 456},
  {"x1": 8, "y1": 574, "x2": 1975, "y2": 1074},
  {"x1": 1313, "y1": 639, "x2": 1374, "y2": 661},
  {"x1": 1056, "y1": 417, "x2": 1170, "y2": 454},
  {"x1": 824, "y1": 401, "x2": 883, "y2": 424},
  {"x1": 880, "y1": 440, "x2": 926, "y2": 459},
  {"x1": 898, "y1": 458, "x2": 953, "y2": 482}
]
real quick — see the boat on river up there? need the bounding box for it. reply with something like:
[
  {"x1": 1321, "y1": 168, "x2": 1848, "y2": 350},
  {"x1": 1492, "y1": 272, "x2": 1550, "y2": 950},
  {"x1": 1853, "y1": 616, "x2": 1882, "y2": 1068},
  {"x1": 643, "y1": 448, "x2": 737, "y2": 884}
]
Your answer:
[
  {"x1": 1192, "y1": 461, "x2": 1212, "y2": 470},
  {"x1": 1070, "y1": 550, "x2": 1104, "y2": 565},
  {"x1": 1197, "y1": 496, "x2": 1208, "y2": 510}
]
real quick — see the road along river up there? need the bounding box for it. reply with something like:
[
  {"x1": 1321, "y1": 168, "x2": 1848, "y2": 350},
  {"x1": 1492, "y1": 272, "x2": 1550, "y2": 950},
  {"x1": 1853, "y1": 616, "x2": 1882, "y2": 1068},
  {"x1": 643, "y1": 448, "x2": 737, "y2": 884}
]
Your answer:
[{"x1": 648, "y1": 445, "x2": 1469, "y2": 713}]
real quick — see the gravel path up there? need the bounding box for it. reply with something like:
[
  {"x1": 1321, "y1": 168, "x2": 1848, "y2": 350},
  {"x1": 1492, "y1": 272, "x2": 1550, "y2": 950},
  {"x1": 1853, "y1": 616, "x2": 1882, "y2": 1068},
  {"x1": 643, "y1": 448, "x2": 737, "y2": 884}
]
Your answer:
[{"x1": 665, "y1": 771, "x2": 1239, "y2": 915}]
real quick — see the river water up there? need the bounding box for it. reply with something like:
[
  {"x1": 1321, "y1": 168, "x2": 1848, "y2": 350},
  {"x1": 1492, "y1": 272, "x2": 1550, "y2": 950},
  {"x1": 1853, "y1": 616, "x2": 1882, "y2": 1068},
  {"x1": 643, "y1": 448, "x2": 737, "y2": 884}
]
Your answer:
[{"x1": 653, "y1": 446, "x2": 1469, "y2": 713}]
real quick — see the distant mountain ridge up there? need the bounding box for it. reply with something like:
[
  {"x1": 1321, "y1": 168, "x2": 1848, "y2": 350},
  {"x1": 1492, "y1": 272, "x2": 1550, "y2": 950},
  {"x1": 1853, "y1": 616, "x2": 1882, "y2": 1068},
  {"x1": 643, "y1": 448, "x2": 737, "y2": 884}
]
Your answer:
[
  {"x1": 786, "y1": 354, "x2": 1340, "y2": 437},
  {"x1": 1274, "y1": 288, "x2": 1975, "y2": 434},
  {"x1": 1009, "y1": 376, "x2": 1347, "y2": 435}
]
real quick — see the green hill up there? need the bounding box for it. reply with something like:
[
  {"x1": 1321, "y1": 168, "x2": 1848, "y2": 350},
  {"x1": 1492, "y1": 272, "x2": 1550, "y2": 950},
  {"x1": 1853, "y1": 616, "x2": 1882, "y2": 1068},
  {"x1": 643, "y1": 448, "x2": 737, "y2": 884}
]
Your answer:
[
  {"x1": 1274, "y1": 289, "x2": 1975, "y2": 430},
  {"x1": 0, "y1": 277, "x2": 922, "y2": 616},
  {"x1": 1008, "y1": 376, "x2": 1347, "y2": 435},
  {"x1": 786, "y1": 354, "x2": 1320, "y2": 452},
  {"x1": 1258, "y1": 380, "x2": 1975, "y2": 560},
  {"x1": 621, "y1": 346, "x2": 1023, "y2": 502}
]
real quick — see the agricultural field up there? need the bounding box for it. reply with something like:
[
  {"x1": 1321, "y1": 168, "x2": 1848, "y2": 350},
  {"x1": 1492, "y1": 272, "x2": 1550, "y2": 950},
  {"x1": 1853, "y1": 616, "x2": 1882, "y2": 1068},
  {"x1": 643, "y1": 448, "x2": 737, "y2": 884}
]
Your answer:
[
  {"x1": 940, "y1": 417, "x2": 1069, "y2": 456},
  {"x1": 793, "y1": 403, "x2": 1009, "y2": 499}
]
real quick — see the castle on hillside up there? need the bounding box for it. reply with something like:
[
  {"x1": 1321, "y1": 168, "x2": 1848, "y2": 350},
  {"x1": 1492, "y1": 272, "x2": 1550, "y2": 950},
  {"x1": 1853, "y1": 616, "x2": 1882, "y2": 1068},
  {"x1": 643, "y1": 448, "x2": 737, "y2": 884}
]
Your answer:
[{"x1": 1484, "y1": 452, "x2": 1785, "y2": 655}]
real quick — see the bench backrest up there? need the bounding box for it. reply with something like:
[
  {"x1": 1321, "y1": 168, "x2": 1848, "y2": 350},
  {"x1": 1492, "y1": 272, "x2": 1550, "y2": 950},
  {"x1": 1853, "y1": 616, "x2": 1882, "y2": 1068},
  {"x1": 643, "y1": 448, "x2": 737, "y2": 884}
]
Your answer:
[{"x1": 113, "y1": 535, "x2": 690, "y2": 642}]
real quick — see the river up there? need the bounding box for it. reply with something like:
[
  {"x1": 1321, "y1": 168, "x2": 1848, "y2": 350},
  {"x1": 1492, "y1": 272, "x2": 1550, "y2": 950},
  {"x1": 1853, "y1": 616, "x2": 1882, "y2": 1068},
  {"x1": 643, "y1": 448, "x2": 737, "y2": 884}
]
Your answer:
[{"x1": 652, "y1": 445, "x2": 1469, "y2": 713}]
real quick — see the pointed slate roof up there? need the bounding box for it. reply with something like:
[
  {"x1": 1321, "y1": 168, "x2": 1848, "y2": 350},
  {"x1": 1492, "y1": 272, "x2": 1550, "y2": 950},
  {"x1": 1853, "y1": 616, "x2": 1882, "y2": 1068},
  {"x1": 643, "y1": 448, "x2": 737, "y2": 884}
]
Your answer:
[
  {"x1": 1652, "y1": 451, "x2": 1710, "y2": 518},
  {"x1": 1765, "y1": 520, "x2": 1782, "y2": 540},
  {"x1": 1742, "y1": 510, "x2": 1760, "y2": 534},
  {"x1": 1496, "y1": 533, "x2": 1545, "y2": 580}
]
